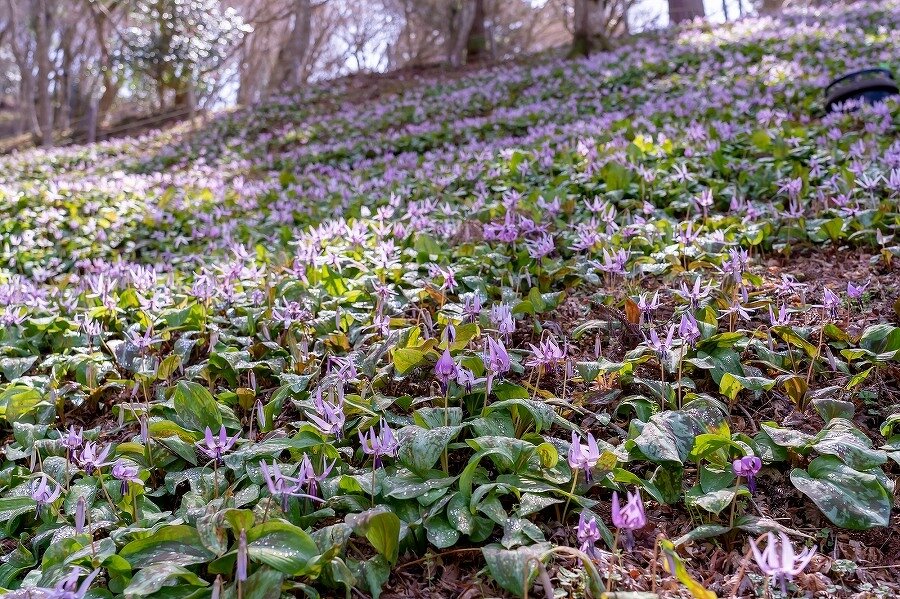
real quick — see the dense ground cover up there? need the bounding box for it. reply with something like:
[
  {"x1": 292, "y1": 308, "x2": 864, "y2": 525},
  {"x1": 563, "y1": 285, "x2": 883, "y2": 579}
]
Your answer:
[{"x1": 1, "y1": 2, "x2": 900, "y2": 597}]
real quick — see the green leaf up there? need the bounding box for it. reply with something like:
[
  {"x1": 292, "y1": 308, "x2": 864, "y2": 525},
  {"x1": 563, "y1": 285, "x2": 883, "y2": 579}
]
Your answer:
[
  {"x1": 396, "y1": 425, "x2": 461, "y2": 476},
  {"x1": 247, "y1": 520, "x2": 320, "y2": 575},
  {"x1": 718, "y1": 372, "x2": 743, "y2": 402},
  {"x1": 0, "y1": 385, "x2": 45, "y2": 423},
  {"x1": 481, "y1": 543, "x2": 550, "y2": 598},
  {"x1": 790, "y1": 456, "x2": 891, "y2": 530},
  {"x1": 391, "y1": 348, "x2": 426, "y2": 375},
  {"x1": 0, "y1": 356, "x2": 37, "y2": 381},
  {"x1": 633, "y1": 410, "x2": 709, "y2": 465},
  {"x1": 811, "y1": 419, "x2": 886, "y2": 470},
  {"x1": 241, "y1": 566, "x2": 285, "y2": 599},
  {"x1": 119, "y1": 525, "x2": 216, "y2": 568},
  {"x1": 425, "y1": 514, "x2": 460, "y2": 549},
  {"x1": 123, "y1": 563, "x2": 207, "y2": 595},
  {"x1": 347, "y1": 508, "x2": 401, "y2": 565},
  {"x1": 173, "y1": 381, "x2": 222, "y2": 433}
]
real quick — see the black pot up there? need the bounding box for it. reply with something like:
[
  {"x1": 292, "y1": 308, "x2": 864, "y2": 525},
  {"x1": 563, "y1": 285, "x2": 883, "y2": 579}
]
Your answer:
[{"x1": 824, "y1": 68, "x2": 899, "y2": 113}]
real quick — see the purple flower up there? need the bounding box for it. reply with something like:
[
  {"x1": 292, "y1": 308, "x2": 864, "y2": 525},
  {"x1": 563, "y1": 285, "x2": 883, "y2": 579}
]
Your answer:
[
  {"x1": 750, "y1": 532, "x2": 817, "y2": 595},
  {"x1": 490, "y1": 303, "x2": 516, "y2": 339},
  {"x1": 112, "y1": 459, "x2": 142, "y2": 496},
  {"x1": 31, "y1": 474, "x2": 61, "y2": 515},
  {"x1": 645, "y1": 325, "x2": 675, "y2": 362},
  {"x1": 732, "y1": 456, "x2": 762, "y2": 494},
  {"x1": 61, "y1": 426, "x2": 83, "y2": 454},
  {"x1": 328, "y1": 356, "x2": 358, "y2": 383},
  {"x1": 823, "y1": 287, "x2": 841, "y2": 319},
  {"x1": 678, "y1": 312, "x2": 700, "y2": 346},
  {"x1": 440, "y1": 324, "x2": 457, "y2": 347},
  {"x1": 525, "y1": 336, "x2": 566, "y2": 372},
  {"x1": 434, "y1": 349, "x2": 458, "y2": 389},
  {"x1": 462, "y1": 294, "x2": 482, "y2": 322},
  {"x1": 454, "y1": 367, "x2": 479, "y2": 393},
  {"x1": 197, "y1": 426, "x2": 239, "y2": 464},
  {"x1": 139, "y1": 416, "x2": 149, "y2": 444},
  {"x1": 768, "y1": 303, "x2": 791, "y2": 326},
  {"x1": 576, "y1": 512, "x2": 602, "y2": 559},
  {"x1": 567, "y1": 432, "x2": 600, "y2": 481},
  {"x1": 483, "y1": 336, "x2": 511, "y2": 395},
  {"x1": 359, "y1": 418, "x2": 398, "y2": 469},
  {"x1": 846, "y1": 281, "x2": 868, "y2": 300},
  {"x1": 75, "y1": 442, "x2": 112, "y2": 475},
  {"x1": 525, "y1": 233, "x2": 555, "y2": 260},
  {"x1": 50, "y1": 567, "x2": 100, "y2": 599},
  {"x1": 307, "y1": 387, "x2": 346, "y2": 439},
  {"x1": 260, "y1": 461, "x2": 300, "y2": 510},
  {"x1": 611, "y1": 489, "x2": 646, "y2": 551},
  {"x1": 675, "y1": 277, "x2": 710, "y2": 310},
  {"x1": 75, "y1": 496, "x2": 86, "y2": 534},
  {"x1": 296, "y1": 454, "x2": 334, "y2": 500},
  {"x1": 236, "y1": 529, "x2": 248, "y2": 582},
  {"x1": 637, "y1": 292, "x2": 660, "y2": 325}
]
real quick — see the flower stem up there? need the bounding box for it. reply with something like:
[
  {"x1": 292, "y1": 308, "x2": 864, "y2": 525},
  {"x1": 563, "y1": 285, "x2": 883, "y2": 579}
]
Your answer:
[
  {"x1": 606, "y1": 528, "x2": 621, "y2": 593},
  {"x1": 561, "y1": 470, "x2": 578, "y2": 523}
]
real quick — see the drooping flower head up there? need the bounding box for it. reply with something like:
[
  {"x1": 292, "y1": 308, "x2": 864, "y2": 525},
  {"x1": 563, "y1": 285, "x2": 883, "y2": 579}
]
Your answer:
[
  {"x1": 567, "y1": 432, "x2": 600, "y2": 482},
  {"x1": 822, "y1": 287, "x2": 841, "y2": 319},
  {"x1": 112, "y1": 459, "x2": 142, "y2": 496},
  {"x1": 732, "y1": 455, "x2": 762, "y2": 494},
  {"x1": 75, "y1": 442, "x2": 112, "y2": 475},
  {"x1": 358, "y1": 418, "x2": 399, "y2": 469},
  {"x1": 750, "y1": 532, "x2": 817, "y2": 595},
  {"x1": 576, "y1": 512, "x2": 602, "y2": 559},
  {"x1": 31, "y1": 474, "x2": 61, "y2": 516},
  {"x1": 308, "y1": 386, "x2": 346, "y2": 439},
  {"x1": 197, "y1": 426, "x2": 239, "y2": 464},
  {"x1": 678, "y1": 312, "x2": 701, "y2": 346},
  {"x1": 434, "y1": 349, "x2": 458, "y2": 390},
  {"x1": 611, "y1": 489, "x2": 646, "y2": 551},
  {"x1": 846, "y1": 280, "x2": 868, "y2": 300},
  {"x1": 482, "y1": 336, "x2": 511, "y2": 395},
  {"x1": 236, "y1": 529, "x2": 248, "y2": 582}
]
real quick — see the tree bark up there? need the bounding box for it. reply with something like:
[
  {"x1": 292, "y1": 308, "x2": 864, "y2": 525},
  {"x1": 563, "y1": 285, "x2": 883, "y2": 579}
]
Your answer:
[
  {"x1": 35, "y1": 0, "x2": 55, "y2": 146},
  {"x1": 465, "y1": 0, "x2": 487, "y2": 63},
  {"x1": 448, "y1": 0, "x2": 476, "y2": 67},
  {"x1": 760, "y1": 0, "x2": 783, "y2": 14},
  {"x1": 570, "y1": 0, "x2": 593, "y2": 57},
  {"x1": 668, "y1": 0, "x2": 705, "y2": 23},
  {"x1": 269, "y1": 0, "x2": 313, "y2": 93}
]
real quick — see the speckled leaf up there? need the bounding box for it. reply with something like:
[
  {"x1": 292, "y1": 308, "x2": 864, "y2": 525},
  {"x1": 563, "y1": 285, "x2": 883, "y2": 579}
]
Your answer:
[
  {"x1": 247, "y1": 520, "x2": 320, "y2": 575},
  {"x1": 119, "y1": 525, "x2": 216, "y2": 567},
  {"x1": 122, "y1": 563, "x2": 207, "y2": 595},
  {"x1": 173, "y1": 381, "x2": 222, "y2": 433},
  {"x1": 396, "y1": 425, "x2": 462, "y2": 475},
  {"x1": 425, "y1": 514, "x2": 460, "y2": 548},
  {"x1": 481, "y1": 542, "x2": 550, "y2": 598},
  {"x1": 790, "y1": 456, "x2": 891, "y2": 530}
]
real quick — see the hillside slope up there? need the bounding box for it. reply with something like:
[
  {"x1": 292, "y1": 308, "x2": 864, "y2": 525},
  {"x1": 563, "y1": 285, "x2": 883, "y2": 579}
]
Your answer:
[{"x1": 0, "y1": 2, "x2": 899, "y2": 598}]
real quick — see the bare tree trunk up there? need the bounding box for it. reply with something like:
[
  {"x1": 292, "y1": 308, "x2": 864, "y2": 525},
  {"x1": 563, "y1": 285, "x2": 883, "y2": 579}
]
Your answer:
[
  {"x1": 88, "y1": 0, "x2": 121, "y2": 126},
  {"x1": 465, "y1": 0, "x2": 487, "y2": 63},
  {"x1": 35, "y1": 0, "x2": 55, "y2": 146},
  {"x1": 448, "y1": 0, "x2": 476, "y2": 67},
  {"x1": 570, "y1": 0, "x2": 593, "y2": 57},
  {"x1": 668, "y1": 0, "x2": 705, "y2": 23},
  {"x1": 269, "y1": 0, "x2": 313, "y2": 93},
  {"x1": 760, "y1": 0, "x2": 783, "y2": 14}
]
